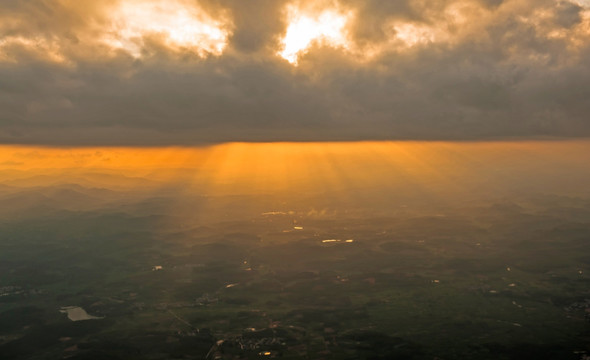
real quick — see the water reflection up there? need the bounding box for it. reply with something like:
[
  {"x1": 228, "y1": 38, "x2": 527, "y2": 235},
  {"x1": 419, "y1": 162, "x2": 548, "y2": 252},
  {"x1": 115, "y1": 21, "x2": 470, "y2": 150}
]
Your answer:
[
  {"x1": 60, "y1": 306, "x2": 103, "y2": 321},
  {"x1": 321, "y1": 239, "x2": 354, "y2": 243}
]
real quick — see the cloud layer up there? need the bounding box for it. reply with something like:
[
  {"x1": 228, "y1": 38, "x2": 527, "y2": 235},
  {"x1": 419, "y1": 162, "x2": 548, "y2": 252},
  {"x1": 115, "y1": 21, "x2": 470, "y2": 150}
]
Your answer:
[{"x1": 1, "y1": 0, "x2": 590, "y2": 145}]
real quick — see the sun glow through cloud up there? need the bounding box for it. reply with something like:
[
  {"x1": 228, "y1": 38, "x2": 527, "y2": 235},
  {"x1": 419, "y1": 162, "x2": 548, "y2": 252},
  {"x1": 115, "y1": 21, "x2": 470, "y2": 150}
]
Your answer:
[
  {"x1": 574, "y1": 0, "x2": 590, "y2": 8},
  {"x1": 392, "y1": 23, "x2": 440, "y2": 47},
  {"x1": 104, "y1": 0, "x2": 229, "y2": 57},
  {"x1": 0, "y1": 36, "x2": 67, "y2": 63},
  {"x1": 279, "y1": 7, "x2": 350, "y2": 64}
]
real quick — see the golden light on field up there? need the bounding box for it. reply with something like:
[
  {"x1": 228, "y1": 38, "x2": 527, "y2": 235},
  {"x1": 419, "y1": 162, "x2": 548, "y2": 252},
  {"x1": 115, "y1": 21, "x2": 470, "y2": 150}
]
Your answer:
[
  {"x1": 2, "y1": 141, "x2": 589, "y2": 199},
  {"x1": 103, "y1": 0, "x2": 229, "y2": 57},
  {"x1": 279, "y1": 6, "x2": 350, "y2": 64}
]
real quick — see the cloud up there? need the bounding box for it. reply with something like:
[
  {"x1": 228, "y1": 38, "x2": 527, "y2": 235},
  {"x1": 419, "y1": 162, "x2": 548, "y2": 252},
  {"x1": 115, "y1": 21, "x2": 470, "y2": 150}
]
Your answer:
[{"x1": 0, "y1": 0, "x2": 589, "y2": 145}]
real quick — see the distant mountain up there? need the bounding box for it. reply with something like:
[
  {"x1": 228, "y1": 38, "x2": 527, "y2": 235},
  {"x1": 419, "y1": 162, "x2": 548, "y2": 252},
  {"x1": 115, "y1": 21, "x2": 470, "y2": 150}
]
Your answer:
[
  {"x1": 0, "y1": 170, "x2": 159, "y2": 190},
  {"x1": 0, "y1": 184, "x2": 130, "y2": 219}
]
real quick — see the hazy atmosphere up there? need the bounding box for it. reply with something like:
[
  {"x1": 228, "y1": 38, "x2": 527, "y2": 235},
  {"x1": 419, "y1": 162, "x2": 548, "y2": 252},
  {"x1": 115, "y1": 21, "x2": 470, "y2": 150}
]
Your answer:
[{"x1": 1, "y1": 1, "x2": 590, "y2": 360}]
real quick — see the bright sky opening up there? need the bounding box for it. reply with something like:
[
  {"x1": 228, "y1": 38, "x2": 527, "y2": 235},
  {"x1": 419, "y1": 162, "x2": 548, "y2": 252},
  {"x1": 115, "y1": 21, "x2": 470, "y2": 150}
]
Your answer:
[
  {"x1": 279, "y1": 7, "x2": 350, "y2": 64},
  {"x1": 104, "y1": 0, "x2": 229, "y2": 57}
]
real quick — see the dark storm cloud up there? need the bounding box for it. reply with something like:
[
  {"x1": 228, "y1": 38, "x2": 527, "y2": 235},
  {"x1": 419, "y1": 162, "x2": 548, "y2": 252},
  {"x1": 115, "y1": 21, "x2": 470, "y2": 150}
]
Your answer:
[
  {"x1": 217, "y1": 0, "x2": 290, "y2": 53},
  {"x1": 554, "y1": 1, "x2": 584, "y2": 27},
  {"x1": 0, "y1": 0, "x2": 589, "y2": 145}
]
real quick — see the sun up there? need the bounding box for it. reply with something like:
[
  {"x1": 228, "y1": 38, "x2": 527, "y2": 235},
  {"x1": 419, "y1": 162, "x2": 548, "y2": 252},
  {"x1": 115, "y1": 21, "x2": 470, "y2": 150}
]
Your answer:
[{"x1": 278, "y1": 6, "x2": 350, "y2": 64}]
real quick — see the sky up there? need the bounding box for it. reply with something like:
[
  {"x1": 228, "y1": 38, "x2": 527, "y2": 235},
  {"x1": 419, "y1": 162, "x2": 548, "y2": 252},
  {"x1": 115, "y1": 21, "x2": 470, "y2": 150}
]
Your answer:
[{"x1": 1, "y1": 0, "x2": 590, "y2": 145}]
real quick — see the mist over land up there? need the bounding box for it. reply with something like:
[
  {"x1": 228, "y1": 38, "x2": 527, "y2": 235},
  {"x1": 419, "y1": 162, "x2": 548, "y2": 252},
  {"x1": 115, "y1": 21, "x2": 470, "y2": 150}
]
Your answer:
[{"x1": 1, "y1": 142, "x2": 589, "y2": 359}]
